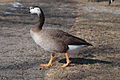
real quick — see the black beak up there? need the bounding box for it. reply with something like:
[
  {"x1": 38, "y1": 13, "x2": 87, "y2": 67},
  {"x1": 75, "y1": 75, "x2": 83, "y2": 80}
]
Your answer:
[
  {"x1": 22, "y1": 7, "x2": 30, "y2": 14},
  {"x1": 26, "y1": 7, "x2": 30, "y2": 14}
]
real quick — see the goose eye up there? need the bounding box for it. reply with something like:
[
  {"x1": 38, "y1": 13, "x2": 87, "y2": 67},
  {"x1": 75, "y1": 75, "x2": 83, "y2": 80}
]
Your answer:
[
  {"x1": 37, "y1": 9, "x2": 39, "y2": 11},
  {"x1": 30, "y1": 7, "x2": 33, "y2": 9}
]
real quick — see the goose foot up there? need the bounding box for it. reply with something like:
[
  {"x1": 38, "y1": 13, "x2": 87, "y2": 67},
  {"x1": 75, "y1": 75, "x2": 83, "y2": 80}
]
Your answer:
[
  {"x1": 61, "y1": 52, "x2": 70, "y2": 68},
  {"x1": 38, "y1": 53, "x2": 54, "y2": 69}
]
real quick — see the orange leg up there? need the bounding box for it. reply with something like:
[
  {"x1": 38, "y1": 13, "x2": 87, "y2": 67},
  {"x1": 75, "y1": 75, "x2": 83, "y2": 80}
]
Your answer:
[
  {"x1": 61, "y1": 52, "x2": 70, "y2": 68},
  {"x1": 40, "y1": 54, "x2": 54, "y2": 67}
]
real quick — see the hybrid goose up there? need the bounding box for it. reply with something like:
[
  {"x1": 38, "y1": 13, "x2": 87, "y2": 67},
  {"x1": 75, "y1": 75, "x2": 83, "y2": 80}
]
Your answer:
[{"x1": 29, "y1": 6, "x2": 92, "y2": 68}]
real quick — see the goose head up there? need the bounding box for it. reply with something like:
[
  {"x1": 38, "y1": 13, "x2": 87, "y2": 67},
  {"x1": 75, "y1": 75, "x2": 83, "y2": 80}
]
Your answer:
[
  {"x1": 29, "y1": 6, "x2": 45, "y2": 29},
  {"x1": 29, "y1": 6, "x2": 41, "y2": 16}
]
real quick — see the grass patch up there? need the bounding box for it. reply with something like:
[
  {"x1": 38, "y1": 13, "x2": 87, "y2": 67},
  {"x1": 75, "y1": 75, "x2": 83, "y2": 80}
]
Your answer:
[{"x1": 0, "y1": 0, "x2": 16, "y2": 3}]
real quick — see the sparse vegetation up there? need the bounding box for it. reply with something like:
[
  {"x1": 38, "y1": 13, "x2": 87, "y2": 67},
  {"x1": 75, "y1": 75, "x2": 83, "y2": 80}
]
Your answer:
[
  {"x1": 0, "y1": 0, "x2": 16, "y2": 3},
  {"x1": 0, "y1": 0, "x2": 120, "y2": 80}
]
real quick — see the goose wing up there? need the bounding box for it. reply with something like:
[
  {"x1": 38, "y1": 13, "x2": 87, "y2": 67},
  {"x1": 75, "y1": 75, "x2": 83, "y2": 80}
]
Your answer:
[{"x1": 46, "y1": 29, "x2": 92, "y2": 46}]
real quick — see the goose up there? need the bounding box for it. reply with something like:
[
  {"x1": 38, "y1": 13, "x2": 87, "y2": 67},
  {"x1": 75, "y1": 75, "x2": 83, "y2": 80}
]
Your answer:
[
  {"x1": 109, "y1": 0, "x2": 114, "y2": 5},
  {"x1": 29, "y1": 6, "x2": 92, "y2": 68},
  {"x1": 88, "y1": 0, "x2": 114, "y2": 5}
]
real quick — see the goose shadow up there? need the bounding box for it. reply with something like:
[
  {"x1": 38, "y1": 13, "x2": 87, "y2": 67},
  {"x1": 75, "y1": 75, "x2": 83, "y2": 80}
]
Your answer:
[
  {"x1": 0, "y1": 44, "x2": 115, "y2": 70},
  {"x1": 0, "y1": 57, "x2": 111, "y2": 71},
  {"x1": 59, "y1": 44, "x2": 115, "y2": 65},
  {"x1": 59, "y1": 58, "x2": 111, "y2": 64}
]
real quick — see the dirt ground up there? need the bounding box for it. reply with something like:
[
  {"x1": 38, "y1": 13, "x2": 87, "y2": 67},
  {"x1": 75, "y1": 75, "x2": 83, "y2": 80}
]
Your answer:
[{"x1": 0, "y1": 0, "x2": 120, "y2": 80}]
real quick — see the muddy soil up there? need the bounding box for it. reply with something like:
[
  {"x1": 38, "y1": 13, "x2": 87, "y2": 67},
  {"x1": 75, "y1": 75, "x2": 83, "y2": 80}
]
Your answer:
[{"x1": 0, "y1": 0, "x2": 120, "y2": 80}]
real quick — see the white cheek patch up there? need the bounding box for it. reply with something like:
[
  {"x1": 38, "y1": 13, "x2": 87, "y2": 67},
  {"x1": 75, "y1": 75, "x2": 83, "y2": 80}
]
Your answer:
[
  {"x1": 68, "y1": 45, "x2": 86, "y2": 54},
  {"x1": 30, "y1": 8, "x2": 41, "y2": 16},
  {"x1": 30, "y1": 9, "x2": 35, "y2": 14}
]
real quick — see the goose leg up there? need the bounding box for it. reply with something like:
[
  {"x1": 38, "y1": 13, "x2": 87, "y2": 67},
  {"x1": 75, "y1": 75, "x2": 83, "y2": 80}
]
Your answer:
[
  {"x1": 61, "y1": 52, "x2": 70, "y2": 68},
  {"x1": 40, "y1": 53, "x2": 54, "y2": 67}
]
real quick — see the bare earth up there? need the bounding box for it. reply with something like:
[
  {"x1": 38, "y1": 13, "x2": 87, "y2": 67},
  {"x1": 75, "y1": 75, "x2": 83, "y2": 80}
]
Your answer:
[{"x1": 0, "y1": 0, "x2": 120, "y2": 80}]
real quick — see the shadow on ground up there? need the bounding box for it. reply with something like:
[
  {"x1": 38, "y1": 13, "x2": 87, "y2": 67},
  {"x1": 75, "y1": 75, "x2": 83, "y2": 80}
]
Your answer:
[
  {"x1": 89, "y1": 0, "x2": 109, "y2": 2},
  {"x1": 59, "y1": 58, "x2": 111, "y2": 65},
  {"x1": 59, "y1": 44, "x2": 114, "y2": 65}
]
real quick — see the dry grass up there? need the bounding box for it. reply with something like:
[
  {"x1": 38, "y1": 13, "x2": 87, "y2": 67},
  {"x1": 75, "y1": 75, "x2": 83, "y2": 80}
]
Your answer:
[
  {"x1": 0, "y1": 0, "x2": 120, "y2": 80},
  {"x1": 0, "y1": 0, "x2": 16, "y2": 3}
]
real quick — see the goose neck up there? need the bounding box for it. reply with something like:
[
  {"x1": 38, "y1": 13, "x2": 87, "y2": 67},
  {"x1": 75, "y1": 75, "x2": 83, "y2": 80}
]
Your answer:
[{"x1": 38, "y1": 9, "x2": 45, "y2": 30}]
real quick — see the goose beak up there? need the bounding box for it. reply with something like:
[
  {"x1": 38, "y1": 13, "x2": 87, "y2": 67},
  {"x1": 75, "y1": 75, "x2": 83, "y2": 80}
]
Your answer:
[
  {"x1": 26, "y1": 7, "x2": 30, "y2": 14},
  {"x1": 22, "y1": 7, "x2": 30, "y2": 14}
]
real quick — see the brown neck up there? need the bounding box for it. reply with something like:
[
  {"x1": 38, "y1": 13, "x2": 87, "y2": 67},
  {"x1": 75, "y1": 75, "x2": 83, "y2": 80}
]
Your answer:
[{"x1": 38, "y1": 8, "x2": 45, "y2": 30}]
